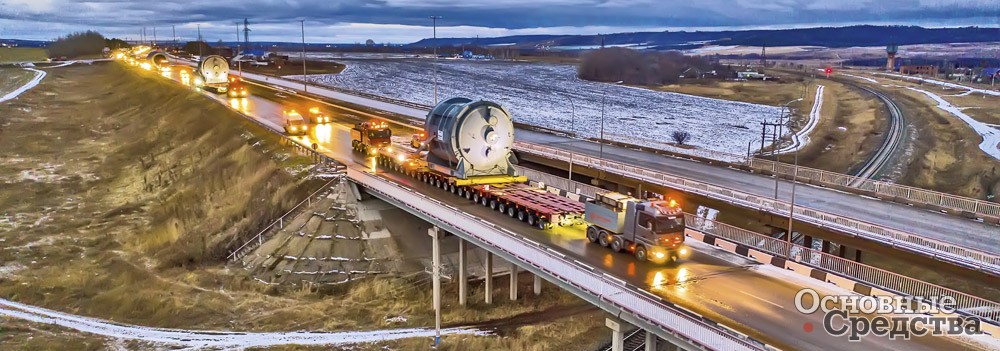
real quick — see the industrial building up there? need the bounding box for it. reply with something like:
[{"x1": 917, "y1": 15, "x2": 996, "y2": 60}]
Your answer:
[{"x1": 899, "y1": 65, "x2": 938, "y2": 76}]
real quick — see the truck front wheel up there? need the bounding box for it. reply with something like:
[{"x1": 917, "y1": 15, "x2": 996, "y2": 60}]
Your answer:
[{"x1": 635, "y1": 246, "x2": 648, "y2": 262}]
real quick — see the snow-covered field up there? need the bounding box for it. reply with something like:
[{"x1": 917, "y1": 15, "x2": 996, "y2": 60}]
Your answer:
[
  {"x1": 0, "y1": 297, "x2": 484, "y2": 349},
  {"x1": 295, "y1": 54, "x2": 783, "y2": 160}
]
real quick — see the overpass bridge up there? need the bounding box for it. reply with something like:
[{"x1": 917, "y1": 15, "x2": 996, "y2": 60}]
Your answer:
[
  {"x1": 143, "y1": 58, "x2": 998, "y2": 350},
  {"x1": 224, "y1": 66, "x2": 1000, "y2": 277}
]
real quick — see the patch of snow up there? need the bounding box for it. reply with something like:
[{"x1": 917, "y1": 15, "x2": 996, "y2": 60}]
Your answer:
[
  {"x1": 839, "y1": 73, "x2": 877, "y2": 84},
  {"x1": 384, "y1": 316, "x2": 407, "y2": 324},
  {"x1": 905, "y1": 87, "x2": 1000, "y2": 160},
  {"x1": 877, "y1": 72, "x2": 1000, "y2": 97},
  {"x1": 0, "y1": 297, "x2": 483, "y2": 349},
  {"x1": 0, "y1": 68, "x2": 46, "y2": 104},
  {"x1": 295, "y1": 58, "x2": 782, "y2": 160},
  {"x1": 774, "y1": 85, "x2": 825, "y2": 153}
]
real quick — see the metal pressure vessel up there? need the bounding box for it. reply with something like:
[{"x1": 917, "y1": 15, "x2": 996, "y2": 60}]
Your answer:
[
  {"x1": 146, "y1": 51, "x2": 168, "y2": 68},
  {"x1": 425, "y1": 97, "x2": 517, "y2": 178},
  {"x1": 197, "y1": 55, "x2": 229, "y2": 85}
]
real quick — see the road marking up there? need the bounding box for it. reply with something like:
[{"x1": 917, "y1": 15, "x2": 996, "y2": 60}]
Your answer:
[{"x1": 740, "y1": 290, "x2": 783, "y2": 309}]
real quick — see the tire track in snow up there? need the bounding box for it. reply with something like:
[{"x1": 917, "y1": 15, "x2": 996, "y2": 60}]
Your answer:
[
  {"x1": 0, "y1": 68, "x2": 46, "y2": 104},
  {"x1": 774, "y1": 85, "x2": 824, "y2": 154},
  {"x1": 0, "y1": 297, "x2": 484, "y2": 349}
]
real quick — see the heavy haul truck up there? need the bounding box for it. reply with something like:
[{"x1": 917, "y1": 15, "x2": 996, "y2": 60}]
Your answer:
[
  {"x1": 353, "y1": 97, "x2": 684, "y2": 260},
  {"x1": 585, "y1": 192, "x2": 688, "y2": 263}
]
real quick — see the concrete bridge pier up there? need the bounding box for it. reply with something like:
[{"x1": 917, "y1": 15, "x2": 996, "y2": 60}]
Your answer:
[
  {"x1": 510, "y1": 262, "x2": 519, "y2": 301},
  {"x1": 458, "y1": 238, "x2": 467, "y2": 306},
  {"x1": 485, "y1": 251, "x2": 493, "y2": 304},
  {"x1": 606, "y1": 317, "x2": 625, "y2": 351}
]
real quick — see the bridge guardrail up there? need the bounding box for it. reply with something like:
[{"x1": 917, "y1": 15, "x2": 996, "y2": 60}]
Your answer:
[
  {"x1": 515, "y1": 141, "x2": 1000, "y2": 276},
  {"x1": 686, "y1": 214, "x2": 1000, "y2": 325},
  {"x1": 748, "y1": 157, "x2": 1000, "y2": 221},
  {"x1": 349, "y1": 166, "x2": 769, "y2": 351}
]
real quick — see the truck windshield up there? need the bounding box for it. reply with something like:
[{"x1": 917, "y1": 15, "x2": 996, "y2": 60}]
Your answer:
[
  {"x1": 368, "y1": 129, "x2": 390, "y2": 139},
  {"x1": 652, "y1": 216, "x2": 684, "y2": 234}
]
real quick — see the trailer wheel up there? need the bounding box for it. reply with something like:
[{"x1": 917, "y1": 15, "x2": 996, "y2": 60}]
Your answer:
[
  {"x1": 480, "y1": 195, "x2": 489, "y2": 206},
  {"x1": 536, "y1": 220, "x2": 547, "y2": 230},
  {"x1": 586, "y1": 226, "x2": 599, "y2": 243},
  {"x1": 527, "y1": 215, "x2": 537, "y2": 226},
  {"x1": 351, "y1": 140, "x2": 358, "y2": 150},
  {"x1": 635, "y1": 245, "x2": 648, "y2": 262},
  {"x1": 464, "y1": 188, "x2": 474, "y2": 200},
  {"x1": 610, "y1": 238, "x2": 624, "y2": 253},
  {"x1": 507, "y1": 206, "x2": 517, "y2": 218},
  {"x1": 598, "y1": 230, "x2": 611, "y2": 247},
  {"x1": 473, "y1": 193, "x2": 481, "y2": 202},
  {"x1": 498, "y1": 202, "x2": 507, "y2": 213},
  {"x1": 490, "y1": 200, "x2": 499, "y2": 210},
  {"x1": 517, "y1": 210, "x2": 527, "y2": 222}
]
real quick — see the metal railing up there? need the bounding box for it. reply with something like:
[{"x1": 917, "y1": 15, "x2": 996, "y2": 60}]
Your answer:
[
  {"x1": 515, "y1": 141, "x2": 1000, "y2": 276},
  {"x1": 349, "y1": 166, "x2": 768, "y2": 351},
  {"x1": 227, "y1": 176, "x2": 340, "y2": 261},
  {"x1": 686, "y1": 214, "x2": 1000, "y2": 324},
  {"x1": 748, "y1": 157, "x2": 1000, "y2": 219}
]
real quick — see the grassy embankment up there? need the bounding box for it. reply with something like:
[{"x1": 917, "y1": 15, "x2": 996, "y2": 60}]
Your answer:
[
  {"x1": 0, "y1": 62, "x2": 606, "y2": 350},
  {"x1": 0, "y1": 48, "x2": 48, "y2": 63},
  {"x1": 841, "y1": 70, "x2": 1000, "y2": 199}
]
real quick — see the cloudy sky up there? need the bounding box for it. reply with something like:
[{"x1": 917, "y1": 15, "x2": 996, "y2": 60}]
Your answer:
[{"x1": 1, "y1": 0, "x2": 998, "y2": 43}]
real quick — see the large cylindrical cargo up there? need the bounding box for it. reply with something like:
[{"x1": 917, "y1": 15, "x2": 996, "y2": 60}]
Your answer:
[
  {"x1": 425, "y1": 97, "x2": 517, "y2": 178},
  {"x1": 197, "y1": 55, "x2": 229, "y2": 85},
  {"x1": 146, "y1": 51, "x2": 168, "y2": 68}
]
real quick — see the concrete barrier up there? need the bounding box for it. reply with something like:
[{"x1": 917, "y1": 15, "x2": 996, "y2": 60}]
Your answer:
[
  {"x1": 715, "y1": 240, "x2": 737, "y2": 253},
  {"x1": 825, "y1": 273, "x2": 857, "y2": 290},
  {"x1": 785, "y1": 261, "x2": 813, "y2": 277},
  {"x1": 748, "y1": 249, "x2": 774, "y2": 264}
]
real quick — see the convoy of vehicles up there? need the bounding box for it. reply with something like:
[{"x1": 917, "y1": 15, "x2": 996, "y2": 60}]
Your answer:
[
  {"x1": 351, "y1": 97, "x2": 687, "y2": 262},
  {"x1": 119, "y1": 48, "x2": 688, "y2": 264}
]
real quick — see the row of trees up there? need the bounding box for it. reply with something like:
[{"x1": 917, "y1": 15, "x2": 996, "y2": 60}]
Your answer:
[
  {"x1": 46, "y1": 31, "x2": 130, "y2": 58},
  {"x1": 577, "y1": 47, "x2": 722, "y2": 86}
]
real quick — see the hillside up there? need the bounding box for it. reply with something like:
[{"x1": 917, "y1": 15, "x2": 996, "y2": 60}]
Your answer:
[{"x1": 409, "y1": 25, "x2": 1000, "y2": 49}]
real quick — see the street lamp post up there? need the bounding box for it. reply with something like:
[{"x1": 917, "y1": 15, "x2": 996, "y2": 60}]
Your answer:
[
  {"x1": 597, "y1": 81, "x2": 623, "y2": 181},
  {"x1": 429, "y1": 16, "x2": 442, "y2": 105},
  {"x1": 772, "y1": 98, "x2": 803, "y2": 199},
  {"x1": 552, "y1": 92, "x2": 577, "y2": 191},
  {"x1": 300, "y1": 19, "x2": 307, "y2": 92},
  {"x1": 787, "y1": 133, "x2": 801, "y2": 257}
]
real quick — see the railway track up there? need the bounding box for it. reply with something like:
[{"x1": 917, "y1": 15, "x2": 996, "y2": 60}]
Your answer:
[{"x1": 848, "y1": 85, "x2": 905, "y2": 185}]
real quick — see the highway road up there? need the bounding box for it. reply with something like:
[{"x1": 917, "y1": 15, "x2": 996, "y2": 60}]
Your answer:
[
  {"x1": 144, "y1": 64, "x2": 989, "y2": 350},
  {"x1": 222, "y1": 64, "x2": 999, "y2": 258}
]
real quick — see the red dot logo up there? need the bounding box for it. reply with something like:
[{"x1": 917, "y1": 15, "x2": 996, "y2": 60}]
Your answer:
[{"x1": 803, "y1": 322, "x2": 814, "y2": 333}]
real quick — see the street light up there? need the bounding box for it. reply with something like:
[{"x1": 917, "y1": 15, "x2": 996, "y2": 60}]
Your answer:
[
  {"x1": 599, "y1": 81, "x2": 624, "y2": 159},
  {"x1": 429, "y1": 16, "x2": 442, "y2": 105},
  {"x1": 552, "y1": 91, "x2": 577, "y2": 191},
  {"x1": 772, "y1": 97, "x2": 803, "y2": 199},
  {"x1": 300, "y1": 19, "x2": 307, "y2": 92},
  {"x1": 787, "y1": 133, "x2": 801, "y2": 257}
]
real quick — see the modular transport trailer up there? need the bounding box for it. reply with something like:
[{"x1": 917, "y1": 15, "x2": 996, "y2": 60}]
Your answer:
[{"x1": 356, "y1": 97, "x2": 585, "y2": 229}]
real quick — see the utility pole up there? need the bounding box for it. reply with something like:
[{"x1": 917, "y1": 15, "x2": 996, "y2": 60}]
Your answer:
[
  {"x1": 300, "y1": 19, "x2": 307, "y2": 92},
  {"x1": 172, "y1": 25, "x2": 176, "y2": 47},
  {"x1": 197, "y1": 24, "x2": 203, "y2": 57},
  {"x1": 787, "y1": 133, "x2": 800, "y2": 257},
  {"x1": 152, "y1": 27, "x2": 156, "y2": 46},
  {"x1": 429, "y1": 16, "x2": 442, "y2": 105}
]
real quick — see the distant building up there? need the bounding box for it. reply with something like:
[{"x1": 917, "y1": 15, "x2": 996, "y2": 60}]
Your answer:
[
  {"x1": 978, "y1": 68, "x2": 1000, "y2": 83},
  {"x1": 899, "y1": 65, "x2": 938, "y2": 76}
]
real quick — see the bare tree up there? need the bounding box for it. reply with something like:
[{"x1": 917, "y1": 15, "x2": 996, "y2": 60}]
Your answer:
[{"x1": 671, "y1": 131, "x2": 691, "y2": 145}]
